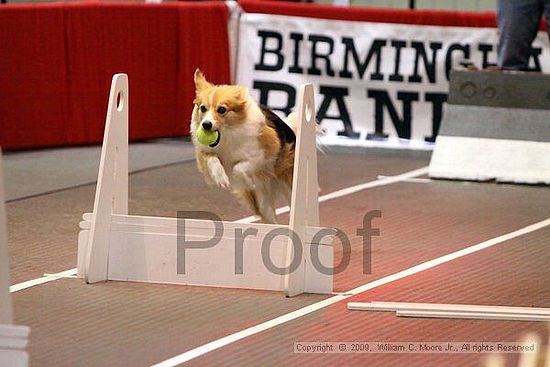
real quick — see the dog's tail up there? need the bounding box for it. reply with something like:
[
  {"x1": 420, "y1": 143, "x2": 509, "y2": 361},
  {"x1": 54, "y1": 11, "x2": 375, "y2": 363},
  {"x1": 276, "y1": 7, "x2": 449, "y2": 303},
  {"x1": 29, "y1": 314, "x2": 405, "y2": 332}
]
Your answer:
[
  {"x1": 284, "y1": 112, "x2": 327, "y2": 154},
  {"x1": 283, "y1": 112, "x2": 327, "y2": 136}
]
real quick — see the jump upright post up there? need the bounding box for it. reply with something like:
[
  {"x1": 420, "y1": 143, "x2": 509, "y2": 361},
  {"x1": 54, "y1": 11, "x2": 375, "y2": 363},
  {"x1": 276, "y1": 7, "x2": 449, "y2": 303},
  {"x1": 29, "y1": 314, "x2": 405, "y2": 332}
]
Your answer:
[{"x1": 0, "y1": 152, "x2": 30, "y2": 367}]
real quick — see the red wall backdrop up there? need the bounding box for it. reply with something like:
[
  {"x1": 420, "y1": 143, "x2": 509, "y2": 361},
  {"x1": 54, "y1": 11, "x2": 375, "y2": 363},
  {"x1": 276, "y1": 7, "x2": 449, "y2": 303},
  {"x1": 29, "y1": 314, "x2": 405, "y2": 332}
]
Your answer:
[
  {"x1": 240, "y1": 0, "x2": 498, "y2": 27},
  {"x1": 0, "y1": 2, "x2": 230, "y2": 150}
]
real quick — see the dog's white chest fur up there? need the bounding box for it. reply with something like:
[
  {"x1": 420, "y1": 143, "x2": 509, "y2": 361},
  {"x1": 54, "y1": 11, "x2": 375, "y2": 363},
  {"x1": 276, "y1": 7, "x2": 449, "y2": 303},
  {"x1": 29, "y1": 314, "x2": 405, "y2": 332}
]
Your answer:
[
  {"x1": 217, "y1": 123, "x2": 264, "y2": 190},
  {"x1": 194, "y1": 101, "x2": 270, "y2": 192}
]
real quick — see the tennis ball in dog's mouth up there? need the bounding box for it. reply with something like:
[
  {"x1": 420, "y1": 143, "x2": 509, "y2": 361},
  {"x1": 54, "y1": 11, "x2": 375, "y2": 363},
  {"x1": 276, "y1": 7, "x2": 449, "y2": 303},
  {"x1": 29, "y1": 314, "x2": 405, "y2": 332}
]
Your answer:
[{"x1": 195, "y1": 126, "x2": 220, "y2": 147}]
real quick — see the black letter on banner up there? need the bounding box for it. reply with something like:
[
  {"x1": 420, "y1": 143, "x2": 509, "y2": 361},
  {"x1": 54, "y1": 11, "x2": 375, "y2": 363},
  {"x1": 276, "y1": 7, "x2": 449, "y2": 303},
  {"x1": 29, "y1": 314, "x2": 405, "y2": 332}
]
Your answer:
[
  {"x1": 357, "y1": 210, "x2": 381, "y2": 275},
  {"x1": 340, "y1": 38, "x2": 386, "y2": 80},
  {"x1": 389, "y1": 40, "x2": 407, "y2": 82},
  {"x1": 483, "y1": 44, "x2": 541, "y2": 70},
  {"x1": 255, "y1": 30, "x2": 284, "y2": 71},
  {"x1": 234, "y1": 227, "x2": 259, "y2": 274},
  {"x1": 288, "y1": 32, "x2": 304, "y2": 74},
  {"x1": 177, "y1": 211, "x2": 223, "y2": 274},
  {"x1": 262, "y1": 228, "x2": 302, "y2": 276},
  {"x1": 317, "y1": 86, "x2": 359, "y2": 138},
  {"x1": 307, "y1": 35, "x2": 335, "y2": 77},
  {"x1": 478, "y1": 44, "x2": 497, "y2": 69},
  {"x1": 408, "y1": 41, "x2": 442, "y2": 83},
  {"x1": 445, "y1": 44, "x2": 470, "y2": 81},
  {"x1": 424, "y1": 92, "x2": 448, "y2": 143},
  {"x1": 366, "y1": 89, "x2": 419, "y2": 140},
  {"x1": 253, "y1": 80, "x2": 296, "y2": 116},
  {"x1": 310, "y1": 228, "x2": 350, "y2": 276},
  {"x1": 528, "y1": 47, "x2": 542, "y2": 71}
]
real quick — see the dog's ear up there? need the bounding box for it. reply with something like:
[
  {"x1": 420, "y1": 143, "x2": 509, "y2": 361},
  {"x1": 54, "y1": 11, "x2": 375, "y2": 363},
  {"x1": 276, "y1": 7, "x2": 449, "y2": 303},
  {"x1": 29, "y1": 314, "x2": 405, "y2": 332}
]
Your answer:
[
  {"x1": 194, "y1": 69, "x2": 212, "y2": 94},
  {"x1": 230, "y1": 86, "x2": 248, "y2": 112}
]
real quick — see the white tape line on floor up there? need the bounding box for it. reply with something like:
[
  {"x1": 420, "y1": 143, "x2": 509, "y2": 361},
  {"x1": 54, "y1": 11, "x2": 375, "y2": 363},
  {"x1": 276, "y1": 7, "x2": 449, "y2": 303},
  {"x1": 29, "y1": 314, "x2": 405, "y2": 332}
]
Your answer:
[{"x1": 9, "y1": 268, "x2": 77, "y2": 293}]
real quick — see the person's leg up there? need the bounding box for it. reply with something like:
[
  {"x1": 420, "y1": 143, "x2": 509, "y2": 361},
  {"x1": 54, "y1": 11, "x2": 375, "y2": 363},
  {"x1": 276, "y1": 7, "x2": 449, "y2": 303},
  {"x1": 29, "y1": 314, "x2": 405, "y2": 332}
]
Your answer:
[
  {"x1": 497, "y1": 0, "x2": 543, "y2": 70},
  {"x1": 543, "y1": 0, "x2": 550, "y2": 43}
]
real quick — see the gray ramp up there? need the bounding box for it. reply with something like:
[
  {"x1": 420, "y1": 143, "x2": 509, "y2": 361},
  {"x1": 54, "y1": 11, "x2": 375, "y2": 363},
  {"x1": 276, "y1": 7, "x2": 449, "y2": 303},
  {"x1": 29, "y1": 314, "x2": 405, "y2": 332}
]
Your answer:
[{"x1": 429, "y1": 70, "x2": 550, "y2": 184}]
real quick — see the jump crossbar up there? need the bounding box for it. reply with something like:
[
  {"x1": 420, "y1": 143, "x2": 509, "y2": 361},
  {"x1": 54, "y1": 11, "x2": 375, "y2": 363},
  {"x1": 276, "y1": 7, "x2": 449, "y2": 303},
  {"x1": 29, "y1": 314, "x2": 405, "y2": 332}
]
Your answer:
[
  {"x1": 348, "y1": 301, "x2": 550, "y2": 315},
  {"x1": 79, "y1": 213, "x2": 335, "y2": 245},
  {"x1": 348, "y1": 302, "x2": 550, "y2": 322},
  {"x1": 396, "y1": 310, "x2": 550, "y2": 322}
]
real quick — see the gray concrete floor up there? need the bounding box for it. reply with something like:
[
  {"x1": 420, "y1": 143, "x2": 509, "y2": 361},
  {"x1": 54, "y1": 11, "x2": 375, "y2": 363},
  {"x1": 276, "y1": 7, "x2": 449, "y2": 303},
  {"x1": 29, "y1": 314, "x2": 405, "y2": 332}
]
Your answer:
[{"x1": 3, "y1": 138, "x2": 195, "y2": 202}]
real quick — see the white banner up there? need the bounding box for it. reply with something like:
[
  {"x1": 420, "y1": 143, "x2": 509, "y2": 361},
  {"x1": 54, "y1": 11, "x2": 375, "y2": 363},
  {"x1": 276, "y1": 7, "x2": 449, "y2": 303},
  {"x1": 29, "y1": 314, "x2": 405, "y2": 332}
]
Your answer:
[{"x1": 236, "y1": 13, "x2": 550, "y2": 148}]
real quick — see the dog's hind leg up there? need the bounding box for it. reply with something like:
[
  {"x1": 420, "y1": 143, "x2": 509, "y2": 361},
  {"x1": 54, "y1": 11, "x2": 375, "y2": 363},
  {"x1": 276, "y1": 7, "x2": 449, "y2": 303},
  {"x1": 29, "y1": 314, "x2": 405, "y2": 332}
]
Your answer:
[
  {"x1": 254, "y1": 182, "x2": 278, "y2": 224},
  {"x1": 236, "y1": 189, "x2": 260, "y2": 216}
]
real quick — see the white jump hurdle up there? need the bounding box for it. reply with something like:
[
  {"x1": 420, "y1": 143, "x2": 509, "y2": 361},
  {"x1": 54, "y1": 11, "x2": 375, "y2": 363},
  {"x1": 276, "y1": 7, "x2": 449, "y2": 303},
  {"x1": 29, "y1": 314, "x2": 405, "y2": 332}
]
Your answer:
[
  {"x1": 77, "y1": 74, "x2": 335, "y2": 296},
  {"x1": 0, "y1": 152, "x2": 30, "y2": 367}
]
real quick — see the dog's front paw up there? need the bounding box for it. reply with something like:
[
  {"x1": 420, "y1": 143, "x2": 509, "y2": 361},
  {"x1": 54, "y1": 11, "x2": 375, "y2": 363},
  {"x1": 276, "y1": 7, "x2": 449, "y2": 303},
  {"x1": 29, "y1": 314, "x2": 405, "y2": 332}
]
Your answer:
[
  {"x1": 216, "y1": 176, "x2": 231, "y2": 190},
  {"x1": 212, "y1": 168, "x2": 231, "y2": 190},
  {"x1": 206, "y1": 156, "x2": 231, "y2": 190},
  {"x1": 233, "y1": 161, "x2": 255, "y2": 189}
]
